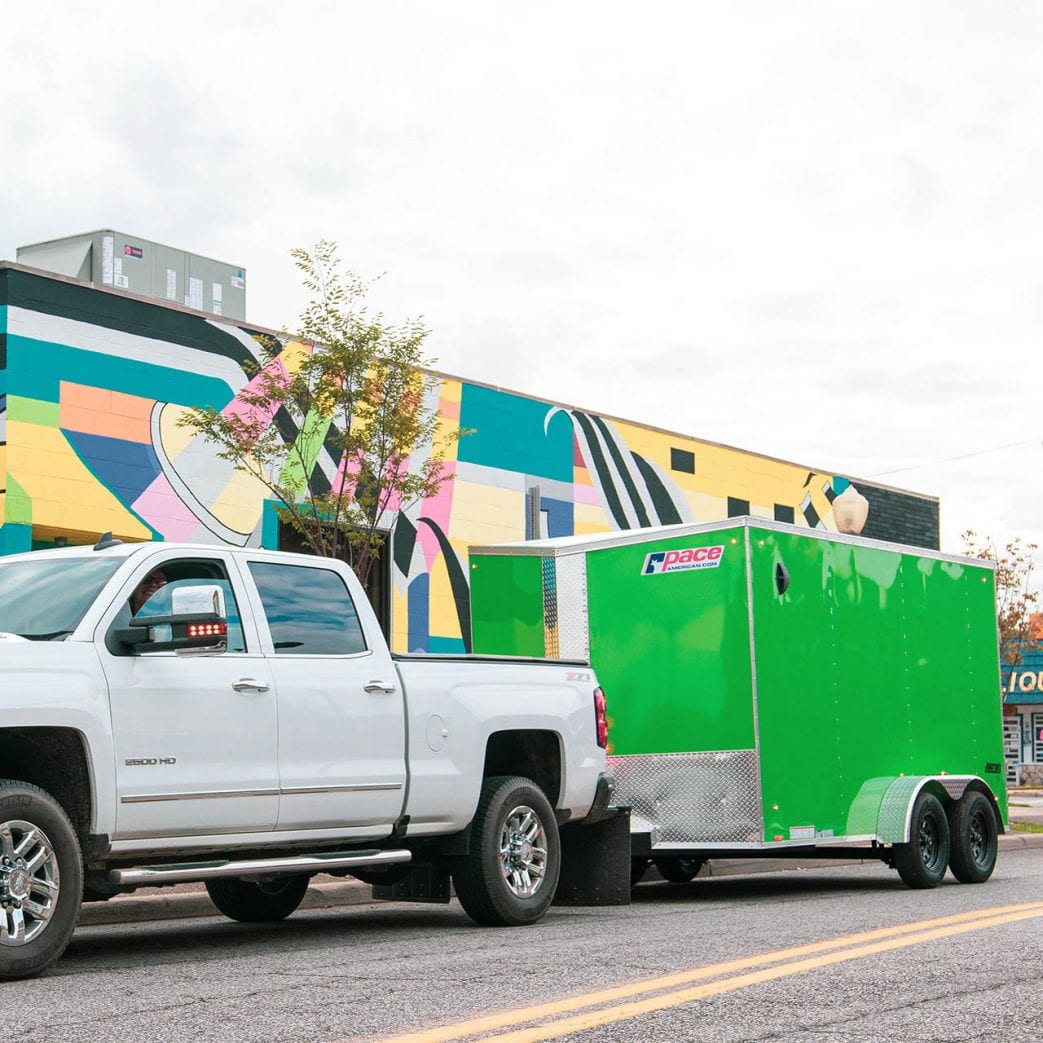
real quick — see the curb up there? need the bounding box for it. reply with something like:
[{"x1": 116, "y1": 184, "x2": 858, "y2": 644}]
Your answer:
[
  {"x1": 77, "y1": 876, "x2": 374, "y2": 928},
  {"x1": 78, "y1": 834, "x2": 1043, "y2": 928}
]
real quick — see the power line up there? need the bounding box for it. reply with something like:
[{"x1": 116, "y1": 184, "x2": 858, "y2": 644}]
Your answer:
[{"x1": 869, "y1": 438, "x2": 1043, "y2": 478}]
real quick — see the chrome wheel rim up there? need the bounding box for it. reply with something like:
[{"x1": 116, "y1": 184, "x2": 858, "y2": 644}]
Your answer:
[
  {"x1": 498, "y1": 805, "x2": 547, "y2": 898},
  {"x1": 0, "y1": 820, "x2": 61, "y2": 947}
]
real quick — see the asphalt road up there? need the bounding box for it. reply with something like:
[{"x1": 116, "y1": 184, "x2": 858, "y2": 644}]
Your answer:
[{"x1": 7, "y1": 849, "x2": 1042, "y2": 1043}]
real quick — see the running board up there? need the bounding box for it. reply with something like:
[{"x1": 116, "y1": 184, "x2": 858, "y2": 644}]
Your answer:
[{"x1": 108, "y1": 848, "x2": 412, "y2": 886}]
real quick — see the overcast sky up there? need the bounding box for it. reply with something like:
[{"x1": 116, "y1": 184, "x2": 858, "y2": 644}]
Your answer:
[{"x1": 3, "y1": 3, "x2": 1041, "y2": 574}]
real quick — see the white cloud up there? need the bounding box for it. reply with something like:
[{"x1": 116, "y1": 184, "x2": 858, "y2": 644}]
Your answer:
[{"x1": 2, "y1": 1, "x2": 1042, "y2": 579}]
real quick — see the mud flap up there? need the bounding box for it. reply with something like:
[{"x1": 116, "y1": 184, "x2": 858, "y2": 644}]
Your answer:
[
  {"x1": 373, "y1": 865, "x2": 452, "y2": 903},
  {"x1": 554, "y1": 808, "x2": 632, "y2": 906}
]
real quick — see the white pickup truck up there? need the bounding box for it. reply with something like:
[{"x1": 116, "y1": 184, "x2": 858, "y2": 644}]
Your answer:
[{"x1": 0, "y1": 536, "x2": 616, "y2": 979}]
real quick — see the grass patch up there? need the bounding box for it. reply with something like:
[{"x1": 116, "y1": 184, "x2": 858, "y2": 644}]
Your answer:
[{"x1": 1012, "y1": 822, "x2": 1043, "y2": 834}]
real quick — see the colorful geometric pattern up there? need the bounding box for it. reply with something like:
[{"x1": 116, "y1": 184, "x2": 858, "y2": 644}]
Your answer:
[{"x1": 0, "y1": 267, "x2": 939, "y2": 650}]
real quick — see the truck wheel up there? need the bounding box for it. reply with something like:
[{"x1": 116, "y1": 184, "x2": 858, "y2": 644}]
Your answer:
[
  {"x1": 452, "y1": 775, "x2": 560, "y2": 927},
  {"x1": 0, "y1": 781, "x2": 83, "y2": 980},
  {"x1": 893, "y1": 792, "x2": 950, "y2": 889},
  {"x1": 947, "y1": 791, "x2": 999, "y2": 884},
  {"x1": 205, "y1": 874, "x2": 310, "y2": 922},
  {"x1": 631, "y1": 858, "x2": 651, "y2": 887},
  {"x1": 654, "y1": 857, "x2": 704, "y2": 883}
]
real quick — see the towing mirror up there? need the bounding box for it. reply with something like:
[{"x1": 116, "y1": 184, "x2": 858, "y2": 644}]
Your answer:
[{"x1": 114, "y1": 584, "x2": 229, "y2": 654}]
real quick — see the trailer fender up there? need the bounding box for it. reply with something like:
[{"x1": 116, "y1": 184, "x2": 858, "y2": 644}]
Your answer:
[{"x1": 876, "y1": 775, "x2": 990, "y2": 843}]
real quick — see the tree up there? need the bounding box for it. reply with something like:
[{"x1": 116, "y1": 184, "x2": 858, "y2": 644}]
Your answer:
[
  {"x1": 962, "y1": 530, "x2": 1041, "y2": 667},
  {"x1": 179, "y1": 240, "x2": 459, "y2": 592}
]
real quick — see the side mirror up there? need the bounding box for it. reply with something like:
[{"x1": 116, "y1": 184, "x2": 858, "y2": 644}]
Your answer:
[
  {"x1": 115, "y1": 584, "x2": 229, "y2": 654},
  {"x1": 172, "y1": 584, "x2": 227, "y2": 618}
]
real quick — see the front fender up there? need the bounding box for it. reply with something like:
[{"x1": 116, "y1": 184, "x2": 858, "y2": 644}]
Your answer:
[{"x1": 0, "y1": 643, "x2": 116, "y2": 836}]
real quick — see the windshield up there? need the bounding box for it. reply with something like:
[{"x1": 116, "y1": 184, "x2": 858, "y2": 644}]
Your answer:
[{"x1": 0, "y1": 556, "x2": 125, "y2": 640}]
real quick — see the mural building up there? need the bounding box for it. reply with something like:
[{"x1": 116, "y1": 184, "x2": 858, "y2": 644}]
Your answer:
[{"x1": 0, "y1": 264, "x2": 940, "y2": 653}]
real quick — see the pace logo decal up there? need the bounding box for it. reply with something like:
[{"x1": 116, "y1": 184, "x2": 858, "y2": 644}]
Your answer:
[{"x1": 642, "y1": 545, "x2": 724, "y2": 575}]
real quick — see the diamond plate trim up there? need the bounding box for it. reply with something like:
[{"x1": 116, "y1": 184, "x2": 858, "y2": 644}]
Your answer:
[
  {"x1": 555, "y1": 553, "x2": 589, "y2": 659},
  {"x1": 875, "y1": 776, "x2": 978, "y2": 843},
  {"x1": 877, "y1": 777, "x2": 923, "y2": 843},
  {"x1": 609, "y1": 750, "x2": 762, "y2": 843},
  {"x1": 541, "y1": 557, "x2": 559, "y2": 659}
]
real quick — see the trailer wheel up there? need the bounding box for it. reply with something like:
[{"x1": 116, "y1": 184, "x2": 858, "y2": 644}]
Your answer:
[
  {"x1": 452, "y1": 775, "x2": 560, "y2": 927},
  {"x1": 630, "y1": 858, "x2": 651, "y2": 887},
  {"x1": 0, "y1": 781, "x2": 83, "y2": 981},
  {"x1": 654, "y1": 857, "x2": 705, "y2": 883},
  {"x1": 947, "y1": 791, "x2": 999, "y2": 884},
  {"x1": 205, "y1": 874, "x2": 310, "y2": 922},
  {"x1": 893, "y1": 792, "x2": 950, "y2": 889}
]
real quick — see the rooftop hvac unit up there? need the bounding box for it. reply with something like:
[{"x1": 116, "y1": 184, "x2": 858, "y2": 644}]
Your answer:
[{"x1": 16, "y1": 230, "x2": 246, "y2": 321}]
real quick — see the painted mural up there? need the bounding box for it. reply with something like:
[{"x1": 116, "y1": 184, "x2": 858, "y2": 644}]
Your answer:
[{"x1": 0, "y1": 266, "x2": 939, "y2": 653}]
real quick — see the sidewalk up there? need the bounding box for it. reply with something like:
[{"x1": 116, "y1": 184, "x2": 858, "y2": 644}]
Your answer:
[{"x1": 79, "y1": 819, "x2": 1043, "y2": 929}]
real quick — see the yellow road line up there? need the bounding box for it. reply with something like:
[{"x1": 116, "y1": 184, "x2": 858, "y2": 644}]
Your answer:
[
  {"x1": 478, "y1": 906, "x2": 1043, "y2": 1043},
  {"x1": 375, "y1": 902, "x2": 1043, "y2": 1043}
]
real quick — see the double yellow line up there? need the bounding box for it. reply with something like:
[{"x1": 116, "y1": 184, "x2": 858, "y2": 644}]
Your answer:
[{"x1": 374, "y1": 902, "x2": 1043, "y2": 1043}]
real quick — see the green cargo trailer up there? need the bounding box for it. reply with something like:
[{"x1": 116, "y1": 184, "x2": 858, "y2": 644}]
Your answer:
[{"x1": 469, "y1": 518, "x2": 1008, "y2": 889}]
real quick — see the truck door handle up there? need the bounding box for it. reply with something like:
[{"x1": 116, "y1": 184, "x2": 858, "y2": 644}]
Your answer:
[
  {"x1": 232, "y1": 678, "x2": 270, "y2": 693},
  {"x1": 364, "y1": 680, "x2": 397, "y2": 695}
]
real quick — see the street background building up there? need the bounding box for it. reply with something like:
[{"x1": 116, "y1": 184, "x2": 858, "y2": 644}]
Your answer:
[{"x1": 1, "y1": 259, "x2": 940, "y2": 660}]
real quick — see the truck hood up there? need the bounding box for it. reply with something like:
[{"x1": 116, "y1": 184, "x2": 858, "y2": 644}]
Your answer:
[{"x1": 0, "y1": 641, "x2": 107, "y2": 716}]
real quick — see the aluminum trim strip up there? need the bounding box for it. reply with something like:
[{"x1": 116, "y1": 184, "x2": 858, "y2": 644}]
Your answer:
[
  {"x1": 122, "y1": 782, "x2": 403, "y2": 804},
  {"x1": 649, "y1": 836, "x2": 880, "y2": 852},
  {"x1": 743, "y1": 525, "x2": 765, "y2": 841},
  {"x1": 121, "y1": 788, "x2": 279, "y2": 804},
  {"x1": 279, "y1": 783, "x2": 404, "y2": 796},
  {"x1": 470, "y1": 517, "x2": 988, "y2": 570}
]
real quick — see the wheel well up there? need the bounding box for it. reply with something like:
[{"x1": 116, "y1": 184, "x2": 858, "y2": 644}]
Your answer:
[
  {"x1": 483, "y1": 730, "x2": 562, "y2": 806},
  {"x1": 0, "y1": 728, "x2": 93, "y2": 843}
]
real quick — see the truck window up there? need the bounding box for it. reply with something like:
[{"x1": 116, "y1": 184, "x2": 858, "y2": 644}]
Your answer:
[
  {"x1": 0, "y1": 556, "x2": 123, "y2": 640},
  {"x1": 248, "y1": 562, "x2": 368, "y2": 656}
]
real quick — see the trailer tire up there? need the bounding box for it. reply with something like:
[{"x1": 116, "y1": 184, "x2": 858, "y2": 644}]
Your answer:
[
  {"x1": 893, "y1": 792, "x2": 950, "y2": 889},
  {"x1": 452, "y1": 775, "x2": 560, "y2": 927},
  {"x1": 631, "y1": 858, "x2": 651, "y2": 887},
  {"x1": 205, "y1": 874, "x2": 310, "y2": 922},
  {"x1": 0, "y1": 781, "x2": 83, "y2": 981},
  {"x1": 947, "y1": 791, "x2": 999, "y2": 884},
  {"x1": 654, "y1": 857, "x2": 704, "y2": 883}
]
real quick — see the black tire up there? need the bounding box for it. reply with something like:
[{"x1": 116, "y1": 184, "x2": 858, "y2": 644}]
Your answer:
[
  {"x1": 205, "y1": 874, "x2": 310, "y2": 922},
  {"x1": 654, "y1": 857, "x2": 705, "y2": 883},
  {"x1": 947, "y1": 790, "x2": 999, "y2": 884},
  {"x1": 893, "y1": 792, "x2": 950, "y2": 889},
  {"x1": 452, "y1": 775, "x2": 560, "y2": 927},
  {"x1": 0, "y1": 780, "x2": 83, "y2": 980},
  {"x1": 630, "y1": 858, "x2": 651, "y2": 887}
]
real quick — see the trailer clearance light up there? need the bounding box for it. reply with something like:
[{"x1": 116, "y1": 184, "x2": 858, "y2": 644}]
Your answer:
[
  {"x1": 594, "y1": 687, "x2": 609, "y2": 748},
  {"x1": 187, "y1": 622, "x2": 227, "y2": 639}
]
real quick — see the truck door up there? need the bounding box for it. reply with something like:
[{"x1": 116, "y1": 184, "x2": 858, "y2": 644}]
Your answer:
[
  {"x1": 242, "y1": 559, "x2": 408, "y2": 834},
  {"x1": 100, "y1": 553, "x2": 279, "y2": 840}
]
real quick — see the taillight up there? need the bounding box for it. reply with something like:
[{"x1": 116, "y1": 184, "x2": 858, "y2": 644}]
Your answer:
[{"x1": 594, "y1": 687, "x2": 609, "y2": 749}]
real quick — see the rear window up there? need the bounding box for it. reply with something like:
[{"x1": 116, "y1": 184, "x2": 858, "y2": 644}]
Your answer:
[{"x1": 248, "y1": 562, "x2": 367, "y2": 655}]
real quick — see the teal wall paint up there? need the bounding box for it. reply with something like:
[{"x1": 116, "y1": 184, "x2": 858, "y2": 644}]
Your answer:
[{"x1": 456, "y1": 383, "x2": 574, "y2": 482}]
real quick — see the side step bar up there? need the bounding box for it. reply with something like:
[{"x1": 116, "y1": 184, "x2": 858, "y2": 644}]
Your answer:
[{"x1": 109, "y1": 848, "x2": 412, "y2": 886}]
